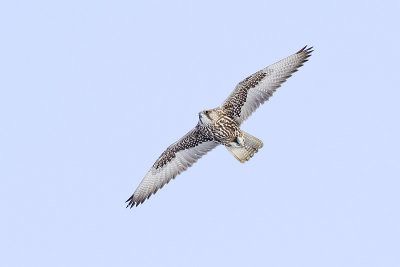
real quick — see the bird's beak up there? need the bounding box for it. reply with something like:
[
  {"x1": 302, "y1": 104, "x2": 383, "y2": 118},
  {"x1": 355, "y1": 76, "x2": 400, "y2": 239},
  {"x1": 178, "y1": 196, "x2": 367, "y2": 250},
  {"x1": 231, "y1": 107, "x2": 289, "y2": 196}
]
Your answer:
[{"x1": 199, "y1": 112, "x2": 203, "y2": 122}]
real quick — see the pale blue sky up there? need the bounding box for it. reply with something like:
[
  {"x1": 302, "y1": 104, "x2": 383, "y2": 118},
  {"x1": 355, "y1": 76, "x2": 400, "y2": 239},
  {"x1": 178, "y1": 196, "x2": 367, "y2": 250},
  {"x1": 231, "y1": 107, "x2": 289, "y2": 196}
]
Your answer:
[{"x1": 1, "y1": 1, "x2": 399, "y2": 266}]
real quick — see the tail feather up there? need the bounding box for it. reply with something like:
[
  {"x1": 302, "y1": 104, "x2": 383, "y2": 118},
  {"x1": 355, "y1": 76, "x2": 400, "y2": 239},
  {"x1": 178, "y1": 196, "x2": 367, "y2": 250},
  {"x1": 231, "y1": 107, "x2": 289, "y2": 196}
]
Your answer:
[{"x1": 226, "y1": 131, "x2": 263, "y2": 163}]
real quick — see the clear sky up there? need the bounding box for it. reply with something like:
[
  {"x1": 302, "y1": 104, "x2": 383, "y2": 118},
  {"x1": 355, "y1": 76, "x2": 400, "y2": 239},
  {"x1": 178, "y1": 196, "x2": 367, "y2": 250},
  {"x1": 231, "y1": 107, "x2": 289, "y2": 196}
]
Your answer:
[{"x1": 1, "y1": 0, "x2": 399, "y2": 266}]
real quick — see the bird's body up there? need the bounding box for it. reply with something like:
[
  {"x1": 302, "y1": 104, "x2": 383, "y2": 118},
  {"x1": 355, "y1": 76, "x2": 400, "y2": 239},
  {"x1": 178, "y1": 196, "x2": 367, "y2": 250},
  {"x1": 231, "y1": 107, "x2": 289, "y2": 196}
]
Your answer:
[
  {"x1": 199, "y1": 108, "x2": 241, "y2": 145},
  {"x1": 126, "y1": 46, "x2": 313, "y2": 208}
]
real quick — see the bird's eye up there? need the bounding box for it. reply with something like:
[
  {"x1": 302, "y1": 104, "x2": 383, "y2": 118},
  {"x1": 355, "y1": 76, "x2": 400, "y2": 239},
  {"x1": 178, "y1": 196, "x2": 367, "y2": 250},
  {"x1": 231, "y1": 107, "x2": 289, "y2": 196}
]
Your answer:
[{"x1": 205, "y1": 111, "x2": 209, "y2": 114}]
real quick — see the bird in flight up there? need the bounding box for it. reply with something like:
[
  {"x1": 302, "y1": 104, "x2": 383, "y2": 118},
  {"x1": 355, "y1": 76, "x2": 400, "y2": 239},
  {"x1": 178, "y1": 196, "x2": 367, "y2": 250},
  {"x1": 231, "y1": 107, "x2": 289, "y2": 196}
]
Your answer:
[{"x1": 126, "y1": 46, "x2": 313, "y2": 208}]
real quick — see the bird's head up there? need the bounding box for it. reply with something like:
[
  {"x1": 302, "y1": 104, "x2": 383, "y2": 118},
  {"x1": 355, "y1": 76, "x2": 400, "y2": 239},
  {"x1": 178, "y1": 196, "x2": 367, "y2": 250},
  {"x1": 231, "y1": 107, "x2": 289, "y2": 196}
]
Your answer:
[{"x1": 199, "y1": 109, "x2": 218, "y2": 125}]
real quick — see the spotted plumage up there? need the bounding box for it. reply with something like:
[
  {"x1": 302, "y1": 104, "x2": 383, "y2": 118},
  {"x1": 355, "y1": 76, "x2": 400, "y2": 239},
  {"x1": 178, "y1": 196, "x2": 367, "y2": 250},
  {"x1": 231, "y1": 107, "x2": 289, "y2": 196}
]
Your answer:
[
  {"x1": 126, "y1": 46, "x2": 313, "y2": 208},
  {"x1": 153, "y1": 126, "x2": 213, "y2": 170}
]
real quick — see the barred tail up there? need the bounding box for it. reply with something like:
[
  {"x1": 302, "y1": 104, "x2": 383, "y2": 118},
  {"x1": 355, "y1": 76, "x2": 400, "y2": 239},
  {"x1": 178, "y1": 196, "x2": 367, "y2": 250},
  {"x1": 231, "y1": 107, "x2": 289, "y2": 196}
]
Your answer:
[{"x1": 226, "y1": 131, "x2": 263, "y2": 163}]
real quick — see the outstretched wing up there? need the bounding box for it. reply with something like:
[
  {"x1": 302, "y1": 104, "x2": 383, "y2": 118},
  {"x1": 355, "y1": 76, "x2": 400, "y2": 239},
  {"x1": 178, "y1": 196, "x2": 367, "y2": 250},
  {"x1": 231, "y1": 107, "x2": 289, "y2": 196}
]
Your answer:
[
  {"x1": 222, "y1": 46, "x2": 313, "y2": 125},
  {"x1": 126, "y1": 125, "x2": 218, "y2": 208}
]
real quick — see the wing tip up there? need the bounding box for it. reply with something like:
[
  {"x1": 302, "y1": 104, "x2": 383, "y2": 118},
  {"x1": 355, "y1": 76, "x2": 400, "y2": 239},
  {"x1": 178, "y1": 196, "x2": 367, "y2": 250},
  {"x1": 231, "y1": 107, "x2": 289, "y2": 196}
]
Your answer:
[
  {"x1": 125, "y1": 195, "x2": 137, "y2": 209},
  {"x1": 296, "y1": 45, "x2": 314, "y2": 55},
  {"x1": 125, "y1": 193, "x2": 153, "y2": 209},
  {"x1": 295, "y1": 45, "x2": 313, "y2": 68},
  {"x1": 125, "y1": 193, "x2": 147, "y2": 208}
]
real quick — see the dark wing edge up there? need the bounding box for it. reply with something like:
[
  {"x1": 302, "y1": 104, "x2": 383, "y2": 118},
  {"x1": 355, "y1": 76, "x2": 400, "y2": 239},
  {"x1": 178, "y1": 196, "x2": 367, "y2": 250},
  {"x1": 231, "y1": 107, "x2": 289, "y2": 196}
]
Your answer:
[
  {"x1": 126, "y1": 127, "x2": 218, "y2": 208},
  {"x1": 222, "y1": 46, "x2": 313, "y2": 124}
]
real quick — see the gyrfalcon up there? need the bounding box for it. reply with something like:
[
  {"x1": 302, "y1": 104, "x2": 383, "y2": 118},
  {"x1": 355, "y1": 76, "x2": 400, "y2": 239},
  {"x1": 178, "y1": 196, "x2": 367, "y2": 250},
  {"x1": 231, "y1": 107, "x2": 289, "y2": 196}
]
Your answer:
[{"x1": 126, "y1": 46, "x2": 313, "y2": 208}]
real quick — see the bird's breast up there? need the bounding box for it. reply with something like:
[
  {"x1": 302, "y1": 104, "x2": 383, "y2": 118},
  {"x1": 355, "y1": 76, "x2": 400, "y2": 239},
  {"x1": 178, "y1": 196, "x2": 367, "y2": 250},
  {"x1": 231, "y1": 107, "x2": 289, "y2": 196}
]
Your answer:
[{"x1": 212, "y1": 116, "x2": 240, "y2": 144}]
